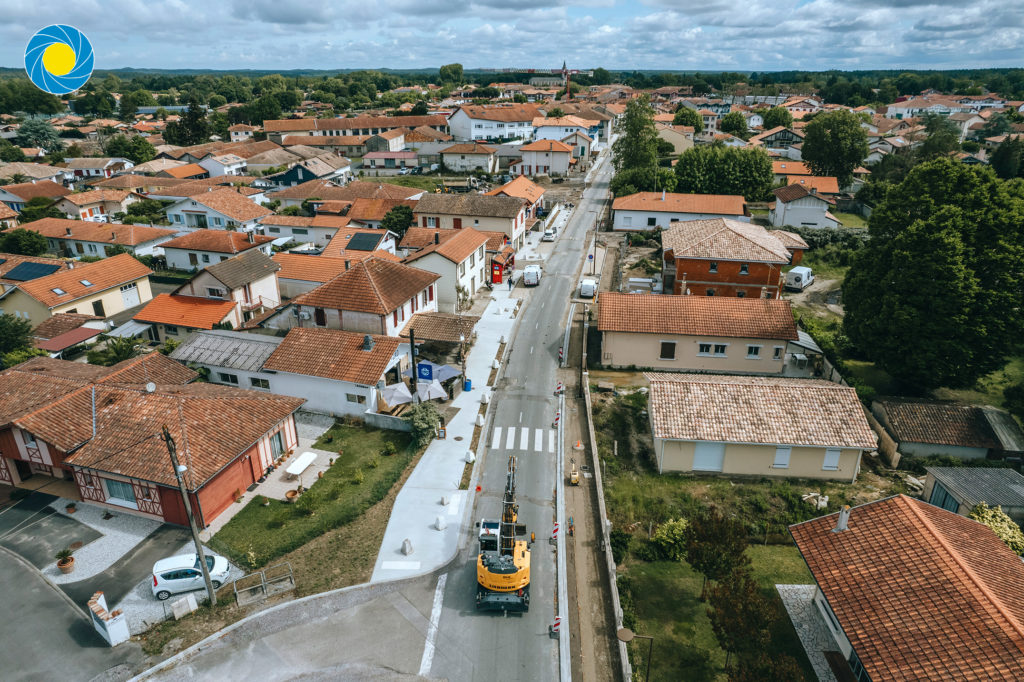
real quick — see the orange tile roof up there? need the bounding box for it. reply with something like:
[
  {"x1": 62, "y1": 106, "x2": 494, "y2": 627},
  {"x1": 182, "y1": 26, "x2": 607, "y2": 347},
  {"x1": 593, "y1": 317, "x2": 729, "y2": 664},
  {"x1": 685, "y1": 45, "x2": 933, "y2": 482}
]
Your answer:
[
  {"x1": 399, "y1": 227, "x2": 455, "y2": 251},
  {"x1": 612, "y1": 191, "x2": 746, "y2": 216},
  {"x1": 598, "y1": 293, "x2": 797, "y2": 340},
  {"x1": 646, "y1": 372, "x2": 877, "y2": 448},
  {"x1": 292, "y1": 258, "x2": 439, "y2": 315},
  {"x1": 263, "y1": 328, "x2": 402, "y2": 385},
  {"x1": 519, "y1": 139, "x2": 573, "y2": 153},
  {"x1": 452, "y1": 104, "x2": 544, "y2": 123},
  {"x1": 662, "y1": 218, "x2": 791, "y2": 264},
  {"x1": 163, "y1": 163, "x2": 208, "y2": 179},
  {"x1": 347, "y1": 198, "x2": 418, "y2": 224},
  {"x1": 875, "y1": 400, "x2": 1000, "y2": 449},
  {"x1": 272, "y1": 253, "x2": 350, "y2": 283},
  {"x1": 281, "y1": 135, "x2": 371, "y2": 147},
  {"x1": 32, "y1": 312, "x2": 99, "y2": 339},
  {"x1": 531, "y1": 115, "x2": 597, "y2": 128},
  {"x1": 311, "y1": 214, "x2": 351, "y2": 228},
  {"x1": 322, "y1": 227, "x2": 390, "y2": 257},
  {"x1": 269, "y1": 179, "x2": 419, "y2": 202},
  {"x1": 786, "y1": 175, "x2": 840, "y2": 194},
  {"x1": 59, "y1": 189, "x2": 136, "y2": 207},
  {"x1": 485, "y1": 175, "x2": 544, "y2": 204},
  {"x1": 773, "y1": 183, "x2": 834, "y2": 205},
  {"x1": 790, "y1": 495, "x2": 1024, "y2": 681},
  {"x1": 24, "y1": 217, "x2": 176, "y2": 245},
  {"x1": 264, "y1": 114, "x2": 447, "y2": 133},
  {"x1": 0, "y1": 204, "x2": 17, "y2": 221},
  {"x1": 441, "y1": 142, "x2": 497, "y2": 155},
  {"x1": 259, "y1": 215, "x2": 314, "y2": 227},
  {"x1": 404, "y1": 227, "x2": 489, "y2": 265},
  {"x1": 16, "y1": 253, "x2": 152, "y2": 308},
  {"x1": 772, "y1": 160, "x2": 811, "y2": 176},
  {"x1": 1, "y1": 180, "x2": 71, "y2": 201},
  {"x1": 133, "y1": 293, "x2": 236, "y2": 329},
  {"x1": 188, "y1": 188, "x2": 272, "y2": 222},
  {"x1": 160, "y1": 230, "x2": 274, "y2": 253}
]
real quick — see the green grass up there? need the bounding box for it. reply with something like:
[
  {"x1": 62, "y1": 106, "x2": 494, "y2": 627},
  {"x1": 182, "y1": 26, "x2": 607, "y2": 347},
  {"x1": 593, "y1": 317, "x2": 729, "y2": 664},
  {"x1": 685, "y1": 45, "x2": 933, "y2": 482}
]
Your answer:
[
  {"x1": 844, "y1": 359, "x2": 897, "y2": 396},
  {"x1": 831, "y1": 211, "x2": 868, "y2": 228},
  {"x1": 373, "y1": 175, "x2": 442, "y2": 192},
  {"x1": 209, "y1": 424, "x2": 413, "y2": 568},
  {"x1": 621, "y1": 546, "x2": 814, "y2": 681},
  {"x1": 791, "y1": 248, "x2": 850, "y2": 282},
  {"x1": 934, "y1": 356, "x2": 1024, "y2": 408}
]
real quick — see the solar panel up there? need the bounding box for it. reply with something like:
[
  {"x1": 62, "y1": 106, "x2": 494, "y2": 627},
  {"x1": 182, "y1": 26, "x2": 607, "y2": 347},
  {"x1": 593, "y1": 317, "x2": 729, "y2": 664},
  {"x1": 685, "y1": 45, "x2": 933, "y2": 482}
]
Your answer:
[
  {"x1": 346, "y1": 233, "x2": 383, "y2": 252},
  {"x1": 3, "y1": 262, "x2": 62, "y2": 281},
  {"x1": 0, "y1": 258, "x2": 6, "y2": 266}
]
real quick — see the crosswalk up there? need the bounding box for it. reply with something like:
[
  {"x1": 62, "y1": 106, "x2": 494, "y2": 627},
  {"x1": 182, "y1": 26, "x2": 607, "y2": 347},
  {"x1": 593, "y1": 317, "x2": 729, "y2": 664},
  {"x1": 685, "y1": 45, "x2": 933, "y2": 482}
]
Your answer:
[{"x1": 491, "y1": 426, "x2": 556, "y2": 454}]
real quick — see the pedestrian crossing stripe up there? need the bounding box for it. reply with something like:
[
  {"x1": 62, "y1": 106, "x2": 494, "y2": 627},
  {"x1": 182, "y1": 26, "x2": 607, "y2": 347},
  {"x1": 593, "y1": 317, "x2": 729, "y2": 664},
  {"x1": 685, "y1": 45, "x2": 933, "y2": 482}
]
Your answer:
[{"x1": 489, "y1": 426, "x2": 558, "y2": 453}]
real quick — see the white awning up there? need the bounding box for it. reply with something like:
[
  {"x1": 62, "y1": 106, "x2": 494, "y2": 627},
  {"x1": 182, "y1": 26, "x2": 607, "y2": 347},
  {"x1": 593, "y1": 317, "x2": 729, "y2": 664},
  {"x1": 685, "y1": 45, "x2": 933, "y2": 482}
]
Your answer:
[{"x1": 106, "y1": 320, "x2": 151, "y2": 338}]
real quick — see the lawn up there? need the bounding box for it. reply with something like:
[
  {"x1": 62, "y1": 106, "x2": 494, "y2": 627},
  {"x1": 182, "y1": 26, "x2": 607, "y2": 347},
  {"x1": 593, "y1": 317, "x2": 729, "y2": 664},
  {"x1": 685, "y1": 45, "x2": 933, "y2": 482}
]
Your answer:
[
  {"x1": 375, "y1": 175, "x2": 442, "y2": 192},
  {"x1": 934, "y1": 355, "x2": 1024, "y2": 408},
  {"x1": 831, "y1": 211, "x2": 868, "y2": 228},
  {"x1": 209, "y1": 423, "x2": 413, "y2": 568}
]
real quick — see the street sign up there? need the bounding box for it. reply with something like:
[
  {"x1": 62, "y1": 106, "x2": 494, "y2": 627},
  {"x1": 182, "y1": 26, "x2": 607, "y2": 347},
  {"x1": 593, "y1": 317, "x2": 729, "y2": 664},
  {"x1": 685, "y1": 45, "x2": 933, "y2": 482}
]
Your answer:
[
  {"x1": 588, "y1": 254, "x2": 594, "y2": 260},
  {"x1": 417, "y1": 362, "x2": 433, "y2": 381}
]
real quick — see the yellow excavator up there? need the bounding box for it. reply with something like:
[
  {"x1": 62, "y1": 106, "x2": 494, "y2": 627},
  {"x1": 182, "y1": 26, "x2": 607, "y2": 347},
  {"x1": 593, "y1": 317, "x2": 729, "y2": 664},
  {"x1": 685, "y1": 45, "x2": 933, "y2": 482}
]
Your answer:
[{"x1": 476, "y1": 454, "x2": 531, "y2": 612}]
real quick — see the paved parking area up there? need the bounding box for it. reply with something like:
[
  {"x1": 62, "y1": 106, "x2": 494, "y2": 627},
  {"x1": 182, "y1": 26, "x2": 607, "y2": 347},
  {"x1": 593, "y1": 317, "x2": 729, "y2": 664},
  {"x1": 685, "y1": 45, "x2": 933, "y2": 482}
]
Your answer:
[{"x1": 0, "y1": 492, "x2": 101, "y2": 569}]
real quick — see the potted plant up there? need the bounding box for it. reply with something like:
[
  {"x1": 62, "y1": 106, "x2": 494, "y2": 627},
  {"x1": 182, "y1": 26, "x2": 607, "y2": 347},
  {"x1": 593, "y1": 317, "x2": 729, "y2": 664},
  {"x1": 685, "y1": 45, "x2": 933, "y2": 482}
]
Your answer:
[
  {"x1": 65, "y1": 502, "x2": 77, "y2": 514},
  {"x1": 284, "y1": 489, "x2": 299, "y2": 503},
  {"x1": 261, "y1": 496, "x2": 270, "y2": 507},
  {"x1": 56, "y1": 547, "x2": 75, "y2": 575}
]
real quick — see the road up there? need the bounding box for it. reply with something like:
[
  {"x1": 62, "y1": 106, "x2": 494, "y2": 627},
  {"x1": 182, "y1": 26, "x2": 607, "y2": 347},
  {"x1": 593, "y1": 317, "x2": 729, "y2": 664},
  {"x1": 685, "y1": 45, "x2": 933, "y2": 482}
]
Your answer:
[{"x1": 426, "y1": 153, "x2": 614, "y2": 681}]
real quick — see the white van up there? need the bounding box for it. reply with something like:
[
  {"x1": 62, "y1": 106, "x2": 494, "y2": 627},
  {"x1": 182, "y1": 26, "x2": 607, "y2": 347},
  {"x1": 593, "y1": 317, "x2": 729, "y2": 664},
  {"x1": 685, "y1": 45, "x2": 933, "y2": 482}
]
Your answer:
[
  {"x1": 579, "y1": 278, "x2": 597, "y2": 298},
  {"x1": 785, "y1": 266, "x2": 814, "y2": 291},
  {"x1": 523, "y1": 265, "x2": 542, "y2": 286}
]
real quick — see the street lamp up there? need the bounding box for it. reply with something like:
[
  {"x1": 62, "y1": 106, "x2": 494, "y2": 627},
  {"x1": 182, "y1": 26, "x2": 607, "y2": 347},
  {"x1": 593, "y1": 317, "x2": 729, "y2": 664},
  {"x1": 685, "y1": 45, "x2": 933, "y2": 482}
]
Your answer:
[{"x1": 617, "y1": 627, "x2": 654, "y2": 682}]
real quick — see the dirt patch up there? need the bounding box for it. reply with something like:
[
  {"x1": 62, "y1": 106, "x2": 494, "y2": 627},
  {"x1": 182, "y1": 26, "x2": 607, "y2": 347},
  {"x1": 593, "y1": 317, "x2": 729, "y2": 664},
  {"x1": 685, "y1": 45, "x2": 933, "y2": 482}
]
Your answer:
[
  {"x1": 785, "y1": 277, "x2": 844, "y2": 318},
  {"x1": 587, "y1": 370, "x2": 650, "y2": 389}
]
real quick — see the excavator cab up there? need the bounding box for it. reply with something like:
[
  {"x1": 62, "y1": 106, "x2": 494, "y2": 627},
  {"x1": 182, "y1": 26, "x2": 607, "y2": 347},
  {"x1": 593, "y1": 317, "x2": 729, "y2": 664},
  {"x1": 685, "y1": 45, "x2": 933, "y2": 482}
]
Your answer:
[{"x1": 569, "y1": 459, "x2": 580, "y2": 486}]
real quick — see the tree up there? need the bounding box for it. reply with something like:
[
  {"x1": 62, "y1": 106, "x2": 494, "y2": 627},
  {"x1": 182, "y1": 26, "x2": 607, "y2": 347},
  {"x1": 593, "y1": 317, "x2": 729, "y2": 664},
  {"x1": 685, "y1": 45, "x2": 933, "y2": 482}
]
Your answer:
[
  {"x1": 979, "y1": 113, "x2": 1013, "y2": 140},
  {"x1": 0, "y1": 313, "x2": 33, "y2": 356},
  {"x1": 439, "y1": 63, "x2": 463, "y2": 84},
  {"x1": 410, "y1": 100, "x2": 428, "y2": 116},
  {"x1": 164, "y1": 97, "x2": 209, "y2": 146},
  {"x1": 970, "y1": 503, "x2": 1024, "y2": 555},
  {"x1": 672, "y1": 106, "x2": 702, "y2": 132},
  {"x1": 707, "y1": 568, "x2": 773, "y2": 666},
  {"x1": 381, "y1": 205, "x2": 414, "y2": 238},
  {"x1": 609, "y1": 166, "x2": 676, "y2": 197},
  {"x1": 990, "y1": 138, "x2": 1023, "y2": 179},
  {"x1": 207, "y1": 93, "x2": 227, "y2": 108},
  {"x1": 404, "y1": 401, "x2": 440, "y2": 448},
  {"x1": 674, "y1": 145, "x2": 774, "y2": 201},
  {"x1": 801, "y1": 109, "x2": 869, "y2": 187},
  {"x1": 0, "y1": 139, "x2": 25, "y2": 162},
  {"x1": 1, "y1": 347, "x2": 47, "y2": 369},
  {"x1": 761, "y1": 106, "x2": 793, "y2": 130},
  {"x1": 546, "y1": 107, "x2": 565, "y2": 119},
  {"x1": 0, "y1": 228, "x2": 48, "y2": 256},
  {"x1": 591, "y1": 67, "x2": 612, "y2": 86},
  {"x1": 15, "y1": 119, "x2": 63, "y2": 154},
  {"x1": 718, "y1": 112, "x2": 747, "y2": 137},
  {"x1": 105, "y1": 134, "x2": 156, "y2": 164},
  {"x1": 651, "y1": 518, "x2": 689, "y2": 561},
  {"x1": 17, "y1": 196, "x2": 65, "y2": 223},
  {"x1": 844, "y1": 159, "x2": 1024, "y2": 391},
  {"x1": 917, "y1": 114, "x2": 960, "y2": 160},
  {"x1": 612, "y1": 96, "x2": 658, "y2": 172},
  {"x1": 684, "y1": 507, "x2": 750, "y2": 599},
  {"x1": 87, "y1": 336, "x2": 143, "y2": 367},
  {"x1": 728, "y1": 654, "x2": 804, "y2": 682}
]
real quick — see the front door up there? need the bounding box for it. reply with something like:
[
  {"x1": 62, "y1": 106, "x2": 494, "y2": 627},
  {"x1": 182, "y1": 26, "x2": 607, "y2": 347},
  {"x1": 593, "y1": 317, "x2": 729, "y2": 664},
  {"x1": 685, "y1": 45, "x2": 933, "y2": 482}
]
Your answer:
[
  {"x1": 693, "y1": 442, "x2": 725, "y2": 472},
  {"x1": 14, "y1": 459, "x2": 32, "y2": 481},
  {"x1": 270, "y1": 431, "x2": 285, "y2": 460}
]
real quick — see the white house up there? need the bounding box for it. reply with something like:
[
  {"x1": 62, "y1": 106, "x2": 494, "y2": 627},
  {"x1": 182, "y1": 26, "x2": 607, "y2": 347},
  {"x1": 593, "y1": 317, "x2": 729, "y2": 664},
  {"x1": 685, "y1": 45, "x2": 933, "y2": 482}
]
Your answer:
[
  {"x1": 770, "y1": 184, "x2": 841, "y2": 229},
  {"x1": 25, "y1": 217, "x2": 176, "y2": 258},
  {"x1": 159, "y1": 229, "x2": 276, "y2": 270},
  {"x1": 165, "y1": 188, "x2": 272, "y2": 231},
  {"x1": 513, "y1": 139, "x2": 573, "y2": 177},
  {"x1": 198, "y1": 153, "x2": 247, "y2": 177},
  {"x1": 531, "y1": 116, "x2": 597, "y2": 143},
  {"x1": 440, "y1": 143, "x2": 498, "y2": 173},
  {"x1": 171, "y1": 249, "x2": 281, "y2": 326},
  {"x1": 53, "y1": 189, "x2": 142, "y2": 222},
  {"x1": 257, "y1": 214, "x2": 349, "y2": 247},
  {"x1": 413, "y1": 193, "x2": 528, "y2": 249},
  {"x1": 447, "y1": 104, "x2": 543, "y2": 141},
  {"x1": 228, "y1": 124, "x2": 258, "y2": 143},
  {"x1": 171, "y1": 328, "x2": 411, "y2": 421},
  {"x1": 611, "y1": 192, "x2": 749, "y2": 231},
  {"x1": 63, "y1": 157, "x2": 134, "y2": 180},
  {"x1": 272, "y1": 253, "x2": 350, "y2": 299},
  {"x1": 403, "y1": 228, "x2": 490, "y2": 313}
]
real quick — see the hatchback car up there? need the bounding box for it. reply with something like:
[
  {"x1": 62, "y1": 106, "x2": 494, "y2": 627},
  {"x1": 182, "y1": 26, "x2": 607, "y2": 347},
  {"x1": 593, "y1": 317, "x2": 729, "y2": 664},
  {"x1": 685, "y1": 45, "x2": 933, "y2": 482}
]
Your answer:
[{"x1": 152, "y1": 553, "x2": 231, "y2": 600}]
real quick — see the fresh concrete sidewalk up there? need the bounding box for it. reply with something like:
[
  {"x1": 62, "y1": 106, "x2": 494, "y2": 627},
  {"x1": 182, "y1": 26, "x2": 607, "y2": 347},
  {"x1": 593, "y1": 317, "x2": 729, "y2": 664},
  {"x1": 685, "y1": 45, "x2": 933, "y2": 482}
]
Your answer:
[{"x1": 370, "y1": 288, "x2": 521, "y2": 583}]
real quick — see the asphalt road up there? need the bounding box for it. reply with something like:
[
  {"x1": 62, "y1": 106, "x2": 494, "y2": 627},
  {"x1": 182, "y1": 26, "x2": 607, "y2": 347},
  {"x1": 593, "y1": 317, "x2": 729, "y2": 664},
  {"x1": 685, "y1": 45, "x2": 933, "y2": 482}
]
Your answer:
[{"x1": 427, "y1": 153, "x2": 614, "y2": 681}]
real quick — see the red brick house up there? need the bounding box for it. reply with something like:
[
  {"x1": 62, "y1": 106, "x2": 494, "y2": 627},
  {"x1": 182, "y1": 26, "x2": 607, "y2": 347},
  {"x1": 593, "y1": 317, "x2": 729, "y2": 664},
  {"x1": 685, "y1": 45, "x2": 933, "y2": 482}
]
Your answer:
[
  {"x1": 0, "y1": 355, "x2": 303, "y2": 528},
  {"x1": 661, "y1": 218, "x2": 806, "y2": 298}
]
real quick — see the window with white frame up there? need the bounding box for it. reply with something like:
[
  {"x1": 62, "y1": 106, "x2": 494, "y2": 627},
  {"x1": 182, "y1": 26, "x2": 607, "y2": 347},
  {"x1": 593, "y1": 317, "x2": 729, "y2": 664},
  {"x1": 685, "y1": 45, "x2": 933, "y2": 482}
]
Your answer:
[
  {"x1": 218, "y1": 372, "x2": 239, "y2": 384},
  {"x1": 739, "y1": 263, "x2": 750, "y2": 275},
  {"x1": 713, "y1": 344, "x2": 727, "y2": 356},
  {"x1": 747, "y1": 345, "x2": 761, "y2": 359},
  {"x1": 346, "y1": 393, "x2": 366, "y2": 404},
  {"x1": 773, "y1": 446, "x2": 791, "y2": 469},
  {"x1": 165, "y1": 325, "x2": 178, "y2": 335},
  {"x1": 773, "y1": 346, "x2": 784, "y2": 360},
  {"x1": 698, "y1": 343, "x2": 712, "y2": 355},
  {"x1": 104, "y1": 478, "x2": 137, "y2": 506},
  {"x1": 250, "y1": 377, "x2": 270, "y2": 390}
]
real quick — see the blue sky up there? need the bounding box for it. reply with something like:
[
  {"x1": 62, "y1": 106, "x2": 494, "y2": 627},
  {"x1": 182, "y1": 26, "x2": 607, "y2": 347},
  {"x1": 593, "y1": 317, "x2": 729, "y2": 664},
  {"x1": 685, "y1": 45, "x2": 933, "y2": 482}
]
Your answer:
[{"x1": 2, "y1": 0, "x2": 1023, "y2": 72}]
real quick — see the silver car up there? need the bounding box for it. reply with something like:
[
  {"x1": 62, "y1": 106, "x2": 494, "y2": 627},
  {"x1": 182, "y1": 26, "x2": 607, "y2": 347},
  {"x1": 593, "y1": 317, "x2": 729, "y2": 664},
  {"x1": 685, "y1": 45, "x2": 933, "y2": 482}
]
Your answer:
[{"x1": 151, "y1": 553, "x2": 230, "y2": 600}]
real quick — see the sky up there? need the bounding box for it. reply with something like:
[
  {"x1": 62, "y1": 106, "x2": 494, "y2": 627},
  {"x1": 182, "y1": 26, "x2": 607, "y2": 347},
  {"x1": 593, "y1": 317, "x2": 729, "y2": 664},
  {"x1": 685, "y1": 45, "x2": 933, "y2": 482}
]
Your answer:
[{"x1": 1, "y1": 0, "x2": 1023, "y2": 73}]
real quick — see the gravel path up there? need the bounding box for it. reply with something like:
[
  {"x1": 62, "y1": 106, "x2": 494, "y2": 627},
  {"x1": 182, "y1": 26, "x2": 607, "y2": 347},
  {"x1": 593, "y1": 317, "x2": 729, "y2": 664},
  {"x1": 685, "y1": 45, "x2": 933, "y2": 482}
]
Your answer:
[
  {"x1": 294, "y1": 411, "x2": 334, "y2": 442},
  {"x1": 777, "y1": 584, "x2": 839, "y2": 682},
  {"x1": 41, "y1": 498, "x2": 160, "y2": 584}
]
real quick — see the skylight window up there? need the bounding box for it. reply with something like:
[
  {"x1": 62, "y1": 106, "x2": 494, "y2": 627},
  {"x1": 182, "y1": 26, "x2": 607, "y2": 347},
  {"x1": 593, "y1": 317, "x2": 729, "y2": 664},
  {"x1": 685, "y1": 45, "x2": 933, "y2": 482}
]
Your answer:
[
  {"x1": 80, "y1": 279, "x2": 93, "y2": 286},
  {"x1": 52, "y1": 288, "x2": 67, "y2": 295}
]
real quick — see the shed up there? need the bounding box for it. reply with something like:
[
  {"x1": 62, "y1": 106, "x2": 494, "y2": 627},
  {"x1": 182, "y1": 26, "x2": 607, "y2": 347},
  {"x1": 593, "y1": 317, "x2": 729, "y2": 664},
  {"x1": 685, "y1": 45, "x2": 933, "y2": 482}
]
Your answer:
[{"x1": 923, "y1": 466, "x2": 1024, "y2": 523}]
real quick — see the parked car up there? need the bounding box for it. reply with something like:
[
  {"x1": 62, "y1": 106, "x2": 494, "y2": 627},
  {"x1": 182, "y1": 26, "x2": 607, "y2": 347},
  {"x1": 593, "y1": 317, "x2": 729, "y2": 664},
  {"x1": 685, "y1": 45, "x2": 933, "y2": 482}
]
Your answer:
[
  {"x1": 579, "y1": 278, "x2": 597, "y2": 298},
  {"x1": 542, "y1": 228, "x2": 556, "y2": 242},
  {"x1": 535, "y1": 207, "x2": 549, "y2": 219},
  {"x1": 785, "y1": 266, "x2": 814, "y2": 291},
  {"x1": 398, "y1": 167, "x2": 411, "y2": 175},
  {"x1": 411, "y1": 166, "x2": 424, "y2": 175},
  {"x1": 523, "y1": 264, "x2": 542, "y2": 286},
  {"x1": 152, "y1": 553, "x2": 231, "y2": 600}
]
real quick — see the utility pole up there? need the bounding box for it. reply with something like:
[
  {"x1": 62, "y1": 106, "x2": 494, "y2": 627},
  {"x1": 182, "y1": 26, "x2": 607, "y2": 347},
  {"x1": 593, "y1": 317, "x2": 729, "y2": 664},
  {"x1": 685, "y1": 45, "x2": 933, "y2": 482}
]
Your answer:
[
  {"x1": 161, "y1": 425, "x2": 217, "y2": 606},
  {"x1": 409, "y1": 327, "x2": 419, "y2": 403}
]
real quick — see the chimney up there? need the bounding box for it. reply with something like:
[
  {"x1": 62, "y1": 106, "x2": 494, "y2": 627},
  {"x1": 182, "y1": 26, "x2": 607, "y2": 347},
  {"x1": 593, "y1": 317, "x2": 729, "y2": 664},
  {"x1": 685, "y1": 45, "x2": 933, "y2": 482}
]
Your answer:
[
  {"x1": 661, "y1": 189, "x2": 666, "y2": 201},
  {"x1": 345, "y1": 260, "x2": 351, "y2": 270},
  {"x1": 363, "y1": 334, "x2": 374, "y2": 351},
  {"x1": 65, "y1": 227, "x2": 72, "y2": 236},
  {"x1": 832, "y1": 505, "x2": 851, "y2": 533},
  {"x1": 111, "y1": 231, "x2": 116, "y2": 241},
  {"x1": 434, "y1": 231, "x2": 440, "y2": 244},
  {"x1": 247, "y1": 231, "x2": 255, "y2": 243},
  {"x1": 809, "y1": 187, "x2": 817, "y2": 195},
  {"x1": 761, "y1": 285, "x2": 769, "y2": 299}
]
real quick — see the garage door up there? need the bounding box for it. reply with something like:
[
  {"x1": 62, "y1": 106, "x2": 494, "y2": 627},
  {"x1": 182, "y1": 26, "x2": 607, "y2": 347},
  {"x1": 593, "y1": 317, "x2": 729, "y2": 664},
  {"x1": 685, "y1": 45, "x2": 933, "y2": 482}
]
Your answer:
[{"x1": 693, "y1": 442, "x2": 725, "y2": 472}]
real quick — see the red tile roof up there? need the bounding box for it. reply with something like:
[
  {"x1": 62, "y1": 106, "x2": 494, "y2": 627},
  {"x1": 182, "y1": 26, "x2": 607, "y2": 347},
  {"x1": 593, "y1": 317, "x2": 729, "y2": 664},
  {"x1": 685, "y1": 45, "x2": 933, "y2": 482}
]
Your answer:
[
  {"x1": 163, "y1": 163, "x2": 208, "y2": 179},
  {"x1": 1, "y1": 180, "x2": 71, "y2": 201},
  {"x1": 292, "y1": 258, "x2": 439, "y2": 315},
  {"x1": 133, "y1": 294, "x2": 235, "y2": 329},
  {"x1": 790, "y1": 495, "x2": 1024, "y2": 681},
  {"x1": 519, "y1": 140, "x2": 574, "y2": 153},
  {"x1": 35, "y1": 326, "x2": 103, "y2": 351},
  {"x1": 452, "y1": 104, "x2": 543, "y2": 123},
  {"x1": 773, "y1": 183, "x2": 834, "y2": 205},
  {"x1": 772, "y1": 160, "x2": 811, "y2": 176},
  {"x1": 0, "y1": 253, "x2": 70, "y2": 283},
  {"x1": 662, "y1": 218, "x2": 792, "y2": 264},
  {"x1": 159, "y1": 230, "x2": 274, "y2": 253},
  {"x1": 32, "y1": 312, "x2": 99, "y2": 339},
  {"x1": 597, "y1": 293, "x2": 798, "y2": 340},
  {"x1": 347, "y1": 198, "x2": 418, "y2": 224},
  {"x1": 272, "y1": 253, "x2": 350, "y2": 283},
  {"x1": 485, "y1": 175, "x2": 544, "y2": 204},
  {"x1": 16, "y1": 253, "x2": 152, "y2": 308},
  {"x1": 263, "y1": 328, "x2": 402, "y2": 385},
  {"x1": 612, "y1": 192, "x2": 746, "y2": 216},
  {"x1": 403, "y1": 227, "x2": 489, "y2": 265},
  {"x1": 187, "y1": 188, "x2": 272, "y2": 222},
  {"x1": 23, "y1": 217, "x2": 176, "y2": 245},
  {"x1": 441, "y1": 142, "x2": 497, "y2": 155},
  {"x1": 786, "y1": 175, "x2": 840, "y2": 194}
]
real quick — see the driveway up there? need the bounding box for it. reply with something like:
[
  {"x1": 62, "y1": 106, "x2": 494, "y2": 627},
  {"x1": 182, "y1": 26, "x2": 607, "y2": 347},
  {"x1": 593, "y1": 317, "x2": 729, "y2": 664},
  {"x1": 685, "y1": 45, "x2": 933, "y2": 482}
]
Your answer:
[
  {"x1": 0, "y1": 491, "x2": 101, "y2": 569},
  {"x1": 0, "y1": 547, "x2": 143, "y2": 681}
]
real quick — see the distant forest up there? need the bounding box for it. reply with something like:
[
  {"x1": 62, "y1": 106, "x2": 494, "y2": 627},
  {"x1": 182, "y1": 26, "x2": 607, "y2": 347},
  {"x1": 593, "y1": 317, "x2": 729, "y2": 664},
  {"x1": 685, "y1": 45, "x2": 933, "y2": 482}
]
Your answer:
[{"x1": 3, "y1": 65, "x2": 1024, "y2": 116}]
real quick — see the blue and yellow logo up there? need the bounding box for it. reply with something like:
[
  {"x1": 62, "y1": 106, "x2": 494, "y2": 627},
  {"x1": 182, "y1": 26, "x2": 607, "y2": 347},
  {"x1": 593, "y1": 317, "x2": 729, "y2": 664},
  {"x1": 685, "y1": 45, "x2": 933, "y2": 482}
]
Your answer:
[{"x1": 24, "y1": 25, "x2": 94, "y2": 95}]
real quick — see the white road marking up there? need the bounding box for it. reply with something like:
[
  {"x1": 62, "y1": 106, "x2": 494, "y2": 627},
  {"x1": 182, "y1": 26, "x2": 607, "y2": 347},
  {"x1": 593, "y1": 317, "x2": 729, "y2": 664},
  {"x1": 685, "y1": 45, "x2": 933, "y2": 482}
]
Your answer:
[
  {"x1": 418, "y1": 572, "x2": 448, "y2": 676},
  {"x1": 530, "y1": 346, "x2": 534, "y2": 354},
  {"x1": 549, "y1": 430, "x2": 555, "y2": 453},
  {"x1": 519, "y1": 411, "x2": 523, "y2": 423},
  {"x1": 382, "y1": 561, "x2": 421, "y2": 570},
  {"x1": 534, "y1": 429, "x2": 543, "y2": 452},
  {"x1": 492, "y1": 427, "x2": 502, "y2": 450},
  {"x1": 520, "y1": 427, "x2": 529, "y2": 450},
  {"x1": 535, "y1": 322, "x2": 539, "y2": 329},
  {"x1": 505, "y1": 428, "x2": 515, "y2": 450}
]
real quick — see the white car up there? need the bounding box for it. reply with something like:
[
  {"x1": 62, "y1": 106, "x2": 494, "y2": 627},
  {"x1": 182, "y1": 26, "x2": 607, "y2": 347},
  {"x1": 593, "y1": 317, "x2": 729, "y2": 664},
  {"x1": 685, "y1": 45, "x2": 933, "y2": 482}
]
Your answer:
[
  {"x1": 579, "y1": 278, "x2": 597, "y2": 298},
  {"x1": 151, "y1": 553, "x2": 230, "y2": 600},
  {"x1": 541, "y1": 228, "x2": 556, "y2": 242}
]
